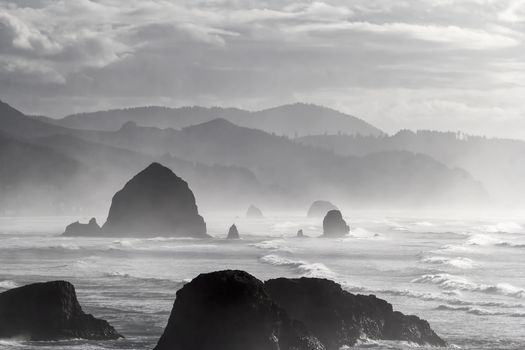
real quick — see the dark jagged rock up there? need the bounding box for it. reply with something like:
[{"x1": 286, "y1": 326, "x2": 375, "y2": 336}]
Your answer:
[
  {"x1": 154, "y1": 270, "x2": 324, "y2": 350},
  {"x1": 307, "y1": 200, "x2": 338, "y2": 218},
  {"x1": 322, "y1": 210, "x2": 349, "y2": 237},
  {"x1": 297, "y1": 229, "x2": 304, "y2": 238},
  {"x1": 227, "y1": 224, "x2": 240, "y2": 239},
  {"x1": 102, "y1": 162, "x2": 208, "y2": 237},
  {"x1": 63, "y1": 217, "x2": 102, "y2": 236},
  {"x1": 246, "y1": 204, "x2": 264, "y2": 218},
  {"x1": 265, "y1": 278, "x2": 446, "y2": 349},
  {"x1": 0, "y1": 281, "x2": 121, "y2": 341}
]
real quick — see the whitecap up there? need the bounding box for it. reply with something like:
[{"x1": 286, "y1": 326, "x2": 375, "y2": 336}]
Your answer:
[
  {"x1": 260, "y1": 254, "x2": 336, "y2": 279},
  {"x1": 0, "y1": 280, "x2": 18, "y2": 289},
  {"x1": 421, "y1": 256, "x2": 475, "y2": 269}
]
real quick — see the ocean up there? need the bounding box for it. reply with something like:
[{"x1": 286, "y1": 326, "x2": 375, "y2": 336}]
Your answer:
[{"x1": 0, "y1": 213, "x2": 524, "y2": 349}]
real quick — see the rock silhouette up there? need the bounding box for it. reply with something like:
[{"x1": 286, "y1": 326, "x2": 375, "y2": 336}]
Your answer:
[
  {"x1": 101, "y1": 162, "x2": 208, "y2": 237},
  {"x1": 265, "y1": 277, "x2": 446, "y2": 349},
  {"x1": 307, "y1": 200, "x2": 338, "y2": 218},
  {"x1": 63, "y1": 217, "x2": 101, "y2": 236},
  {"x1": 227, "y1": 224, "x2": 240, "y2": 239},
  {"x1": 297, "y1": 229, "x2": 304, "y2": 237},
  {"x1": 154, "y1": 270, "x2": 324, "y2": 350},
  {"x1": 322, "y1": 210, "x2": 349, "y2": 237},
  {"x1": 246, "y1": 204, "x2": 264, "y2": 218},
  {"x1": 0, "y1": 281, "x2": 121, "y2": 341}
]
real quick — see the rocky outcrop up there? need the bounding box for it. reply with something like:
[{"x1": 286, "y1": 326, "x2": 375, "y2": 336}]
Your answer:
[
  {"x1": 307, "y1": 201, "x2": 338, "y2": 218},
  {"x1": 265, "y1": 277, "x2": 446, "y2": 349},
  {"x1": 227, "y1": 224, "x2": 240, "y2": 239},
  {"x1": 63, "y1": 217, "x2": 102, "y2": 236},
  {"x1": 297, "y1": 229, "x2": 304, "y2": 238},
  {"x1": 0, "y1": 281, "x2": 121, "y2": 341},
  {"x1": 246, "y1": 204, "x2": 264, "y2": 218},
  {"x1": 102, "y1": 162, "x2": 208, "y2": 237},
  {"x1": 154, "y1": 270, "x2": 324, "y2": 350},
  {"x1": 322, "y1": 210, "x2": 349, "y2": 237}
]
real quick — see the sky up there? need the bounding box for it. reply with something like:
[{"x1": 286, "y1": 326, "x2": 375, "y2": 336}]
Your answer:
[{"x1": 1, "y1": 0, "x2": 525, "y2": 138}]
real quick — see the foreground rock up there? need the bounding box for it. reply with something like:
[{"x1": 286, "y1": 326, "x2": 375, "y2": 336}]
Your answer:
[
  {"x1": 227, "y1": 224, "x2": 240, "y2": 239},
  {"x1": 246, "y1": 204, "x2": 264, "y2": 218},
  {"x1": 322, "y1": 210, "x2": 349, "y2": 237},
  {"x1": 265, "y1": 278, "x2": 446, "y2": 349},
  {"x1": 307, "y1": 200, "x2": 338, "y2": 218},
  {"x1": 63, "y1": 217, "x2": 101, "y2": 236},
  {"x1": 0, "y1": 281, "x2": 121, "y2": 341},
  {"x1": 154, "y1": 270, "x2": 324, "y2": 350},
  {"x1": 102, "y1": 163, "x2": 207, "y2": 237}
]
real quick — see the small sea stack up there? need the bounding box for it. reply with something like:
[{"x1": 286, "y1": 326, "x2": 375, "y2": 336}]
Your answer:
[
  {"x1": 227, "y1": 224, "x2": 240, "y2": 239},
  {"x1": 307, "y1": 200, "x2": 338, "y2": 218},
  {"x1": 322, "y1": 210, "x2": 349, "y2": 237},
  {"x1": 0, "y1": 281, "x2": 121, "y2": 341},
  {"x1": 246, "y1": 204, "x2": 264, "y2": 218},
  {"x1": 63, "y1": 217, "x2": 101, "y2": 236},
  {"x1": 297, "y1": 229, "x2": 304, "y2": 237}
]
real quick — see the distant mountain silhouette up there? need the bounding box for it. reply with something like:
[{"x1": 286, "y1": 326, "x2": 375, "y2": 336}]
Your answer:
[
  {"x1": 40, "y1": 103, "x2": 383, "y2": 137},
  {"x1": 298, "y1": 131, "x2": 525, "y2": 203}
]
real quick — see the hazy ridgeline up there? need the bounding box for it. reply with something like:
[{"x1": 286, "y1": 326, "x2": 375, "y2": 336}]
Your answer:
[{"x1": 0, "y1": 99, "x2": 518, "y2": 216}]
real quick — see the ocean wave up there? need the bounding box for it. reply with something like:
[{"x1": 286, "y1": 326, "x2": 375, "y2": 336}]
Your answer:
[
  {"x1": 436, "y1": 304, "x2": 525, "y2": 317},
  {"x1": 412, "y1": 273, "x2": 525, "y2": 298},
  {"x1": 260, "y1": 254, "x2": 336, "y2": 279},
  {"x1": 421, "y1": 256, "x2": 475, "y2": 269},
  {"x1": 0, "y1": 280, "x2": 18, "y2": 289},
  {"x1": 477, "y1": 221, "x2": 522, "y2": 233},
  {"x1": 497, "y1": 242, "x2": 525, "y2": 249},
  {"x1": 251, "y1": 239, "x2": 295, "y2": 253}
]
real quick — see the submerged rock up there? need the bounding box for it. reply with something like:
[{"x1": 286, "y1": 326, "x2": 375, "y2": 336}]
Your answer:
[
  {"x1": 227, "y1": 224, "x2": 240, "y2": 239},
  {"x1": 246, "y1": 204, "x2": 264, "y2": 218},
  {"x1": 102, "y1": 162, "x2": 208, "y2": 237},
  {"x1": 307, "y1": 200, "x2": 338, "y2": 218},
  {"x1": 322, "y1": 210, "x2": 349, "y2": 237},
  {"x1": 0, "y1": 281, "x2": 121, "y2": 341},
  {"x1": 154, "y1": 270, "x2": 324, "y2": 350},
  {"x1": 63, "y1": 217, "x2": 101, "y2": 236},
  {"x1": 265, "y1": 277, "x2": 446, "y2": 349}
]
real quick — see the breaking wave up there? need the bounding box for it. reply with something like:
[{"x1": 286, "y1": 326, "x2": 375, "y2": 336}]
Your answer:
[
  {"x1": 0, "y1": 280, "x2": 18, "y2": 289},
  {"x1": 436, "y1": 304, "x2": 525, "y2": 317},
  {"x1": 260, "y1": 254, "x2": 336, "y2": 279},
  {"x1": 421, "y1": 256, "x2": 475, "y2": 269},
  {"x1": 412, "y1": 273, "x2": 525, "y2": 298}
]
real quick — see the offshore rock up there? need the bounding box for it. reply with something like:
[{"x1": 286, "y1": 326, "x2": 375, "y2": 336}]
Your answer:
[
  {"x1": 307, "y1": 200, "x2": 338, "y2": 218},
  {"x1": 154, "y1": 270, "x2": 324, "y2": 350},
  {"x1": 63, "y1": 217, "x2": 101, "y2": 236},
  {"x1": 322, "y1": 210, "x2": 349, "y2": 237},
  {"x1": 246, "y1": 204, "x2": 264, "y2": 218},
  {"x1": 102, "y1": 162, "x2": 208, "y2": 237},
  {"x1": 265, "y1": 277, "x2": 446, "y2": 349},
  {"x1": 227, "y1": 224, "x2": 240, "y2": 239},
  {"x1": 0, "y1": 281, "x2": 121, "y2": 341}
]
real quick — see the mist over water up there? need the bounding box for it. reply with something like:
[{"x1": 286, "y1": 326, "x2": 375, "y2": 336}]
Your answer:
[{"x1": 1, "y1": 213, "x2": 524, "y2": 350}]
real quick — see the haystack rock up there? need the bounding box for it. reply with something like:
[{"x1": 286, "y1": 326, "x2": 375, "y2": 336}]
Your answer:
[
  {"x1": 154, "y1": 270, "x2": 324, "y2": 350},
  {"x1": 307, "y1": 200, "x2": 338, "y2": 218},
  {"x1": 63, "y1": 217, "x2": 101, "y2": 236},
  {"x1": 0, "y1": 281, "x2": 121, "y2": 341},
  {"x1": 102, "y1": 162, "x2": 208, "y2": 237},
  {"x1": 227, "y1": 224, "x2": 240, "y2": 239},
  {"x1": 246, "y1": 204, "x2": 264, "y2": 218},
  {"x1": 265, "y1": 277, "x2": 446, "y2": 349},
  {"x1": 322, "y1": 210, "x2": 349, "y2": 237}
]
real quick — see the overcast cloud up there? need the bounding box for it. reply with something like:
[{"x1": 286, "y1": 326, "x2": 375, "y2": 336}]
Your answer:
[{"x1": 1, "y1": 0, "x2": 524, "y2": 138}]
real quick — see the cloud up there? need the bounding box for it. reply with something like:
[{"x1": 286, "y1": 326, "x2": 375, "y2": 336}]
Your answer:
[{"x1": 0, "y1": 0, "x2": 524, "y2": 139}]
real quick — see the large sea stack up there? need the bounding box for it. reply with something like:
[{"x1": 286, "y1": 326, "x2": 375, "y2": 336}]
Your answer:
[
  {"x1": 246, "y1": 204, "x2": 264, "y2": 218},
  {"x1": 307, "y1": 200, "x2": 338, "y2": 218},
  {"x1": 0, "y1": 281, "x2": 121, "y2": 341},
  {"x1": 227, "y1": 224, "x2": 240, "y2": 239},
  {"x1": 322, "y1": 210, "x2": 349, "y2": 237},
  {"x1": 265, "y1": 277, "x2": 446, "y2": 349},
  {"x1": 63, "y1": 217, "x2": 102, "y2": 236},
  {"x1": 154, "y1": 270, "x2": 324, "y2": 350},
  {"x1": 102, "y1": 162, "x2": 208, "y2": 237}
]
